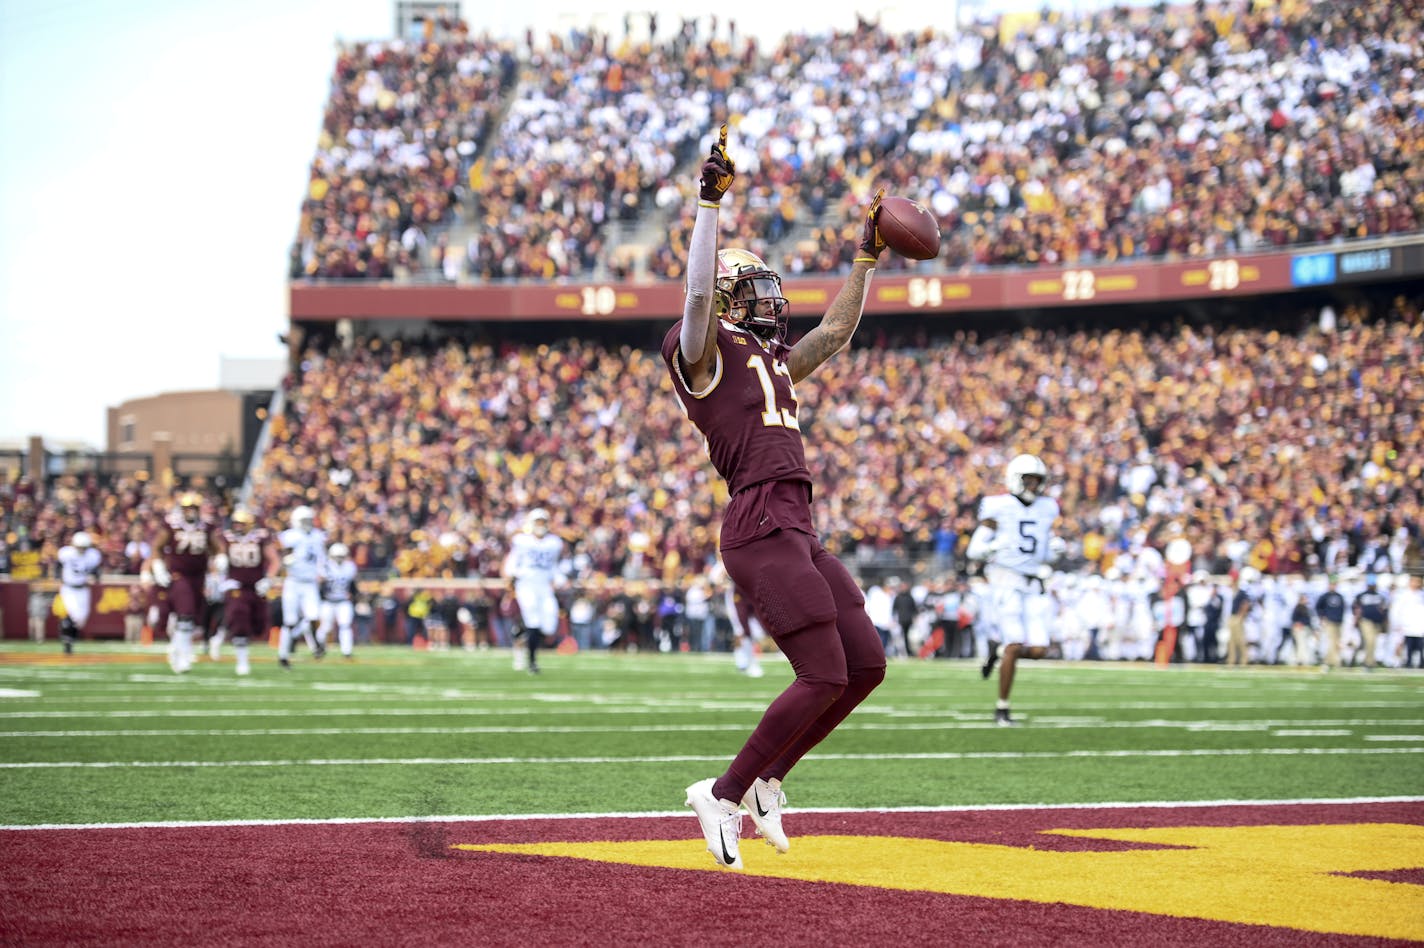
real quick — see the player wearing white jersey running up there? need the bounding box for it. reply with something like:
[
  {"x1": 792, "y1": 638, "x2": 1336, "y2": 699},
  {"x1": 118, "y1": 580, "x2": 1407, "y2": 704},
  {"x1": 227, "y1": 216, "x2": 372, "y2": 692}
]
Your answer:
[
  {"x1": 316, "y1": 543, "x2": 359, "y2": 659},
  {"x1": 277, "y1": 505, "x2": 327, "y2": 667},
  {"x1": 56, "y1": 532, "x2": 103, "y2": 655},
  {"x1": 966, "y1": 454, "x2": 1064, "y2": 726},
  {"x1": 502, "y1": 509, "x2": 564, "y2": 674}
]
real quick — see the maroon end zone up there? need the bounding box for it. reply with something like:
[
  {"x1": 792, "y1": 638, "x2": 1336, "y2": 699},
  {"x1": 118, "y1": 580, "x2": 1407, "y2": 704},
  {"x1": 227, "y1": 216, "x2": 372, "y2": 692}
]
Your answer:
[{"x1": 2, "y1": 801, "x2": 1420, "y2": 947}]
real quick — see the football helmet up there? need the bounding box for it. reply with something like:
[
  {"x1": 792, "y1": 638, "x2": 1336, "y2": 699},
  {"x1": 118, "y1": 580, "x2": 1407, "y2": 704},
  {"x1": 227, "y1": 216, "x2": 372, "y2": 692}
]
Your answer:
[
  {"x1": 714, "y1": 249, "x2": 789, "y2": 344},
  {"x1": 290, "y1": 506, "x2": 315, "y2": 532},
  {"x1": 231, "y1": 508, "x2": 255, "y2": 527},
  {"x1": 72, "y1": 531, "x2": 93, "y2": 549},
  {"x1": 1005, "y1": 453, "x2": 1048, "y2": 501},
  {"x1": 178, "y1": 491, "x2": 202, "y2": 521},
  {"x1": 328, "y1": 542, "x2": 349, "y2": 560},
  {"x1": 526, "y1": 508, "x2": 550, "y2": 536}
]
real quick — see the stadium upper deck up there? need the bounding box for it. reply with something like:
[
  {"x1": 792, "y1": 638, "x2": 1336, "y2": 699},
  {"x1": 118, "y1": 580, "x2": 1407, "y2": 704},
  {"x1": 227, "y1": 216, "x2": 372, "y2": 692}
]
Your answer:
[{"x1": 289, "y1": 0, "x2": 1423, "y2": 289}]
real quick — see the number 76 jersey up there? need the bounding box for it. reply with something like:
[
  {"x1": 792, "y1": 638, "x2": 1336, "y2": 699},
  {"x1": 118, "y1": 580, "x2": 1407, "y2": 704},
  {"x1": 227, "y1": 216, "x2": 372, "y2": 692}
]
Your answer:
[{"x1": 979, "y1": 492, "x2": 1061, "y2": 574}]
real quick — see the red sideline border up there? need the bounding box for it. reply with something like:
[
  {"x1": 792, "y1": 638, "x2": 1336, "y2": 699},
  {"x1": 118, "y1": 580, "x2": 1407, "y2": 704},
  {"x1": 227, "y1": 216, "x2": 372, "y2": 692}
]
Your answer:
[{"x1": 2, "y1": 800, "x2": 1421, "y2": 947}]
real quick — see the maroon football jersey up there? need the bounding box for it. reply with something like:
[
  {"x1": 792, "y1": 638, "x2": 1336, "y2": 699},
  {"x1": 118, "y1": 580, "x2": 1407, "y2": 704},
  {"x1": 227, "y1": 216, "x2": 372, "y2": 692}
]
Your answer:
[
  {"x1": 223, "y1": 527, "x2": 271, "y2": 587},
  {"x1": 160, "y1": 511, "x2": 217, "y2": 577},
  {"x1": 662, "y1": 320, "x2": 812, "y2": 495}
]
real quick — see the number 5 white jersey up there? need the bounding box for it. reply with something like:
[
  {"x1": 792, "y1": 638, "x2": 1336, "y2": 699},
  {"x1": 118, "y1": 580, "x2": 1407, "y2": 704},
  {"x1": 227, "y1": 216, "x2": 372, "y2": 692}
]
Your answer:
[{"x1": 977, "y1": 493, "x2": 1060, "y2": 576}]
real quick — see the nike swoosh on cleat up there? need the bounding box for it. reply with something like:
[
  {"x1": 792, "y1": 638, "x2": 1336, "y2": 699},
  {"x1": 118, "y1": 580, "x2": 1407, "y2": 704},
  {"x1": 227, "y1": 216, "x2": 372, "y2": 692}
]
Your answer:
[
  {"x1": 720, "y1": 837, "x2": 737, "y2": 866},
  {"x1": 753, "y1": 793, "x2": 770, "y2": 818}
]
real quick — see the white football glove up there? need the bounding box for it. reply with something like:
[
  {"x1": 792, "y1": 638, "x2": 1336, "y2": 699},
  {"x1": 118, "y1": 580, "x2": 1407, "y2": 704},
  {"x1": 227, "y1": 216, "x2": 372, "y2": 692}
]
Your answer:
[
  {"x1": 255, "y1": 577, "x2": 272, "y2": 596},
  {"x1": 213, "y1": 553, "x2": 229, "y2": 575},
  {"x1": 1048, "y1": 536, "x2": 1067, "y2": 558},
  {"x1": 989, "y1": 532, "x2": 1018, "y2": 554},
  {"x1": 151, "y1": 560, "x2": 172, "y2": 588}
]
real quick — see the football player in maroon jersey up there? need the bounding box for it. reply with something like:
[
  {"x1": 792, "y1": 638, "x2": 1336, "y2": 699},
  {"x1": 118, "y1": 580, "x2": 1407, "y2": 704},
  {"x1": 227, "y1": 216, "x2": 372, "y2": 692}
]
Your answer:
[
  {"x1": 216, "y1": 508, "x2": 278, "y2": 676},
  {"x1": 666, "y1": 126, "x2": 888, "y2": 869},
  {"x1": 150, "y1": 491, "x2": 227, "y2": 674}
]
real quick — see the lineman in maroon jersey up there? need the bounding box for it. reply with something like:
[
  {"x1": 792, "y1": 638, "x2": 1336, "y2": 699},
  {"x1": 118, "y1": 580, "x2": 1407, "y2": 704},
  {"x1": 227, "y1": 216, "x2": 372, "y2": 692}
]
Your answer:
[
  {"x1": 216, "y1": 508, "x2": 277, "y2": 676},
  {"x1": 150, "y1": 492, "x2": 227, "y2": 674},
  {"x1": 668, "y1": 126, "x2": 888, "y2": 869}
]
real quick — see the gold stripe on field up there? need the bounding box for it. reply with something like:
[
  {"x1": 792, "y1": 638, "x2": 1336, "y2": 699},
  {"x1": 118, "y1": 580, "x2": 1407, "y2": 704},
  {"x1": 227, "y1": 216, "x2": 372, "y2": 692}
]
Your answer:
[{"x1": 457, "y1": 823, "x2": 1424, "y2": 941}]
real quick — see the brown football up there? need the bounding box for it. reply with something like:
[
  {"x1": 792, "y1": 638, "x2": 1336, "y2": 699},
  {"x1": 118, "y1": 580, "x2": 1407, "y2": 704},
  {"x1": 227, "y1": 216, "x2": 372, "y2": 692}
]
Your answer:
[{"x1": 876, "y1": 195, "x2": 941, "y2": 260}]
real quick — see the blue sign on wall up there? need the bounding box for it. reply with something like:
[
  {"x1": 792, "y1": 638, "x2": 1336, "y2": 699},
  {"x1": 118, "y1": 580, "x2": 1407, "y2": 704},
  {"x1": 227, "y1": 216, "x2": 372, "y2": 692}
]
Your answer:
[{"x1": 1291, "y1": 253, "x2": 1337, "y2": 287}]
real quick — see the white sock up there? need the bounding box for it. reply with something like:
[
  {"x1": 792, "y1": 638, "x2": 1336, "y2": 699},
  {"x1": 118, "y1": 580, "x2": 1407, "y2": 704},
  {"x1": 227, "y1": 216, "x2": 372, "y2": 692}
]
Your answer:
[
  {"x1": 235, "y1": 641, "x2": 250, "y2": 673},
  {"x1": 278, "y1": 626, "x2": 294, "y2": 659},
  {"x1": 339, "y1": 626, "x2": 353, "y2": 656},
  {"x1": 300, "y1": 624, "x2": 318, "y2": 651}
]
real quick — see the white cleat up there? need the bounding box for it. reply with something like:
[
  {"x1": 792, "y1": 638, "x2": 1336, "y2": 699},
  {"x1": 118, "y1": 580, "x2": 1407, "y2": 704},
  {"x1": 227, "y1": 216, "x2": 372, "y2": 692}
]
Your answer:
[
  {"x1": 208, "y1": 638, "x2": 222, "y2": 662},
  {"x1": 745, "y1": 662, "x2": 765, "y2": 679},
  {"x1": 684, "y1": 778, "x2": 743, "y2": 869},
  {"x1": 742, "y1": 777, "x2": 789, "y2": 853},
  {"x1": 235, "y1": 664, "x2": 251, "y2": 677}
]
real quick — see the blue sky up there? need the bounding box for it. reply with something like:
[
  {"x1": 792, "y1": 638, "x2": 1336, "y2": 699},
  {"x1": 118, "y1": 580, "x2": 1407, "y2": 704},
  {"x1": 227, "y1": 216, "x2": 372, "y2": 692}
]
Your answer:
[{"x1": 0, "y1": 0, "x2": 930, "y2": 447}]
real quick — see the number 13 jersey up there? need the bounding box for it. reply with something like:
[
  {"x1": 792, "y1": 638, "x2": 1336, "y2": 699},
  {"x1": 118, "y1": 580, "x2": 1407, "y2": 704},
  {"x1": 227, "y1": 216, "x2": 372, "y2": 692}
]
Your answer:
[{"x1": 662, "y1": 319, "x2": 812, "y2": 495}]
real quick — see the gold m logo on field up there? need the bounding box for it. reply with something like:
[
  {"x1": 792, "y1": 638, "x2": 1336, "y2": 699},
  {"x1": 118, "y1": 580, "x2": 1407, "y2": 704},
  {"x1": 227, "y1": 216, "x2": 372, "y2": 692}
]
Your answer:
[{"x1": 457, "y1": 823, "x2": 1424, "y2": 940}]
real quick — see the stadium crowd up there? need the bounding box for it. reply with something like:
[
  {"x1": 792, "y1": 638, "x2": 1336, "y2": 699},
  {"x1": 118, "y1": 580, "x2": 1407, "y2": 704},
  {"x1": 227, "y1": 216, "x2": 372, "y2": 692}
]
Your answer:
[
  {"x1": 289, "y1": 28, "x2": 518, "y2": 280},
  {"x1": 5, "y1": 296, "x2": 1420, "y2": 594},
  {"x1": 289, "y1": 1, "x2": 1424, "y2": 282}
]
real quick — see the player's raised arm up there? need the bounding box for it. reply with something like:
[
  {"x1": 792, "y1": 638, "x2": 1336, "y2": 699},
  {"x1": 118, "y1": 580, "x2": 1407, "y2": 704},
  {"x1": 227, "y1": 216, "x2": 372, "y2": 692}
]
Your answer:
[
  {"x1": 680, "y1": 124, "x2": 735, "y2": 375},
  {"x1": 786, "y1": 189, "x2": 884, "y2": 383}
]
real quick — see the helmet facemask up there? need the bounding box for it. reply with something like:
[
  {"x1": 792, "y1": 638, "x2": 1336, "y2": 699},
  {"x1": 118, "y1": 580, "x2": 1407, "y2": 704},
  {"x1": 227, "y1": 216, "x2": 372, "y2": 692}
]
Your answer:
[
  {"x1": 1005, "y1": 454, "x2": 1049, "y2": 501},
  {"x1": 715, "y1": 250, "x2": 789, "y2": 345}
]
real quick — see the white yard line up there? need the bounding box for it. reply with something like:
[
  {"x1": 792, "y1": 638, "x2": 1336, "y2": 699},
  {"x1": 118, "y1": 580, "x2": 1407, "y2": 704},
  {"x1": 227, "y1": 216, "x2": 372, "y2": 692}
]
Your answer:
[
  {"x1": 3, "y1": 718, "x2": 1424, "y2": 738},
  {"x1": 2, "y1": 794, "x2": 1420, "y2": 832},
  {"x1": 1, "y1": 746, "x2": 1419, "y2": 770}
]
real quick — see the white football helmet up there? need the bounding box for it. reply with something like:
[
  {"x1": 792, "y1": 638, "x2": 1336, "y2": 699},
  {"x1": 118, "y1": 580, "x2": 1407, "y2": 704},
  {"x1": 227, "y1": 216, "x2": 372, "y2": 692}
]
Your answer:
[
  {"x1": 328, "y1": 542, "x2": 349, "y2": 560},
  {"x1": 526, "y1": 508, "x2": 550, "y2": 536},
  {"x1": 1005, "y1": 453, "x2": 1048, "y2": 501},
  {"x1": 714, "y1": 248, "x2": 789, "y2": 344},
  {"x1": 72, "y1": 531, "x2": 93, "y2": 549},
  {"x1": 290, "y1": 506, "x2": 315, "y2": 532}
]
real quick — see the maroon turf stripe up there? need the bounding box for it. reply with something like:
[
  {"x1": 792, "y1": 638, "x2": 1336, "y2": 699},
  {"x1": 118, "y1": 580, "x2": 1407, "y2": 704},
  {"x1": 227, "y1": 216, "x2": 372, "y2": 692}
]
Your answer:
[{"x1": 2, "y1": 802, "x2": 1420, "y2": 947}]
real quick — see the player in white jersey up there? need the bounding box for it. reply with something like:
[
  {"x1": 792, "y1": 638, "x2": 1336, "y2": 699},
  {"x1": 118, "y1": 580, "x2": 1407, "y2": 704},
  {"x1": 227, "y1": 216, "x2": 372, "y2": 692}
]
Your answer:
[
  {"x1": 277, "y1": 505, "x2": 327, "y2": 667},
  {"x1": 56, "y1": 532, "x2": 103, "y2": 655},
  {"x1": 966, "y1": 454, "x2": 1063, "y2": 726},
  {"x1": 502, "y1": 509, "x2": 564, "y2": 674},
  {"x1": 316, "y1": 543, "x2": 359, "y2": 659}
]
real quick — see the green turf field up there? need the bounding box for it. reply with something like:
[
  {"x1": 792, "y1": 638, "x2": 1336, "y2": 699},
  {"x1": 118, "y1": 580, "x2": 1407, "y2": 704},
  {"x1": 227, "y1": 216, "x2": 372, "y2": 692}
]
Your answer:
[{"x1": 1, "y1": 644, "x2": 1420, "y2": 826}]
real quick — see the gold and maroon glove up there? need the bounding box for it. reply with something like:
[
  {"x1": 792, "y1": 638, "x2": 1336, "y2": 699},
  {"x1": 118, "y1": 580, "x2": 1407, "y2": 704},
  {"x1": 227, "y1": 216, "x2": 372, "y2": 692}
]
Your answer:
[
  {"x1": 857, "y1": 187, "x2": 886, "y2": 260},
  {"x1": 699, "y1": 124, "x2": 736, "y2": 205}
]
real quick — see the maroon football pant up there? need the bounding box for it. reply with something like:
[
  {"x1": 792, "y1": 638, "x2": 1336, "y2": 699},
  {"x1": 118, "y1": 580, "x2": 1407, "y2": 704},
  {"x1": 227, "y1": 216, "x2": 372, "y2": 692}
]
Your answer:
[
  {"x1": 713, "y1": 529, "x2": 886, "y2": 803},
  {"x1": 168, "y1": 573, "x2": 206, "y2": 622},
  {"x1": 224, "y1": 587, "x2": 266, "y2": 640}
]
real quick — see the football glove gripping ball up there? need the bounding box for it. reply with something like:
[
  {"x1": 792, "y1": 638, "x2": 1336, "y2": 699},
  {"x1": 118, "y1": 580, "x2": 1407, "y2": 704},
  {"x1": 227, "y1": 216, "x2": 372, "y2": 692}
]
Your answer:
[
  {"x1": 699, "y1": 124, "x2": 736, "y2": 204},
  {"x1": 858, "y1": 188, "x2": 887, "y2": 259}
]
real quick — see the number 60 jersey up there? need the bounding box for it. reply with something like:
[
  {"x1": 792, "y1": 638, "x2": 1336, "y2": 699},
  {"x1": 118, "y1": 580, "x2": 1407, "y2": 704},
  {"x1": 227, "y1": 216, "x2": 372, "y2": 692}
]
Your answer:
[{"x1": 978, "y1": 492, "x2": 1061, "y2": 575}]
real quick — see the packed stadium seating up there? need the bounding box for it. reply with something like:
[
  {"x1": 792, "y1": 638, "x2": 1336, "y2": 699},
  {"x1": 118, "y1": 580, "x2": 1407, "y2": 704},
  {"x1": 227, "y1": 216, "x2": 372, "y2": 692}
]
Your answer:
[
  {"x1": 290, "y1": 1, "x2": 1424, "y2": 282},
  {"x1": 242, "y1": 294, "x2": 1422, "y2": 582},
  {"x1": 4, "y1": 295, "x2": 1420, "y2": 589},
  {"x1": 290, "y1": 30, "x2": 518, "y2": 280}
]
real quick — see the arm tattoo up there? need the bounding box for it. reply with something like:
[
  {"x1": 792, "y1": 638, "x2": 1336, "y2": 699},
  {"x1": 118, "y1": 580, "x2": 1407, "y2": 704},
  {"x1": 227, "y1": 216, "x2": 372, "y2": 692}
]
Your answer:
[{"x1": 788, "y1": 264, "x2": 872, "y2": 382}]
